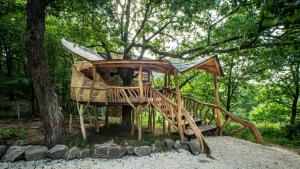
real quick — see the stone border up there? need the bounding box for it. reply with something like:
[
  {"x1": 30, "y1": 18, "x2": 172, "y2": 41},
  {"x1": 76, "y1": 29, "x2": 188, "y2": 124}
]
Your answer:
[{"x1": 0, "y1": 139, "x2": 201, "y2": 162}]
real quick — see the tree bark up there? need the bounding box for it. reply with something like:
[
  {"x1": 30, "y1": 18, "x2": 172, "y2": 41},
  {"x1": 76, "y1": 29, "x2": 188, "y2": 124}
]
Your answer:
[
  {"x1": 120, "y1": 68, "x2": 134, "y2": 129},
  {"x1": 290, "y1": 63, "x2": 299, "y2": 125},
  {"x1": 25, "y1": 0, "x2": 65, "y2": 147}
]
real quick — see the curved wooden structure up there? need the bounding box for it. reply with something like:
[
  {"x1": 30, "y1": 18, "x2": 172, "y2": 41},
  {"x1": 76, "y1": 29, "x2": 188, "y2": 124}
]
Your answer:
[{"x1": 63, "y1": 39, "x2": 263, "y2": 153}]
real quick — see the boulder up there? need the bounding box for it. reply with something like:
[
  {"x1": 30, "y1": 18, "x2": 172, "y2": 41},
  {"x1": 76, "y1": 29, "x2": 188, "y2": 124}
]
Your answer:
[
  {"x1": 174, "y1": 140, "x2": 181, "y2": 150},
  {"x1": 25, "y1": 145, "x2": 48, "y2": 161},
  {"x1": 188, "y1": 141, "x2": 201, "y2": 155},
  {"x1": 125, "y1": 146, "x2": 134, "y2": 155},
  {"x1": 151, "y1": 144, "x2": 158, "y2": 153},
  {"x1": 0, "y1": 145, "x2": 7, "y2": 158},
  {"x1": 164, "y1": 139, "x2": 174, "y2": 149},
  {"x1": 180, "y1": 140, "x2": 190, "y2": 151},
  {"x1": 77, "y1": 148, "x2": 90, "y2": 159},
  {"x1": 134, "y1": 146, "x2": 151, "y2": 157},
  {"x1": 1, "y1": 146, "x2": 26, "y2": 162},
  {"x1": 92, "y1": 143, "x2": 126, "y2": 159},
  {"x1": 65, "y1": 147, "x2": 79, "y2": 160},
  {"x1": 47, "y1": 145, "x2": 68, "y2": 159}
]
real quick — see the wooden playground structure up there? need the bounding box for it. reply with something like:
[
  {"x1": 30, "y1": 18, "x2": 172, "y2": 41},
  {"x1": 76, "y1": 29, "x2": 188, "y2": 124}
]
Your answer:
[{"x1": 63, "y1": 39, "x2": 263, "y2": 153}]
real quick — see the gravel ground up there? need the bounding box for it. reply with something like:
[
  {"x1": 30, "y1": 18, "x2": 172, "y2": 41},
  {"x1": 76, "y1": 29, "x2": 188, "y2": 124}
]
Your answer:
[{"x1": 1, "y1": 136, "x2": 299, "y2": 169}]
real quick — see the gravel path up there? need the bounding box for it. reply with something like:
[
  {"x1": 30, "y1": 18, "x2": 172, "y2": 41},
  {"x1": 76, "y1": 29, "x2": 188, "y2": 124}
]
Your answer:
[{"x1": 1, "y1": 136, "x2": 299, "y2": 169}]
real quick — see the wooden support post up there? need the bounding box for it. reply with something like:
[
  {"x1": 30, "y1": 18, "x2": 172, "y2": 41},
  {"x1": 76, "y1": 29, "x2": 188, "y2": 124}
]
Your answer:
[
  {"x1": 152, "y1": 108, "x2": 156, "y2": 135},
  {"x1": 136, "y1": 107, "x2": 142, "y2": 141},
  {"x1": 79, "y1": 104, "x2": 87, "y2": 140},
  {"x1": 148, "y1": 107, "x2": 151, "y2": 129},
  {"x1": 131, "y1": 109, "x2": 135, "y2": 135},
  {"x1": 174, "y1": 71, "x2": 184, "y2": 140},
  {"x1": 138, "y1": 65, "x2": 144, "y2": 100},
  {"x1": 168, "y1": 122, "x2": 171, "y2": 134},
  {"x1": 163, "y1": 117, "x2": 166, "y2": 135},
  {"x1": 105, "y1": 106, "x2": 109, "y2": 129},
  {"x1": 69, "y1": 112, "x2": 73, "y2": 133},
  {"x1": 95, "y1": 107, "x2": 99, "y2": 133},
  {"x1": 213, "y1": 75, "x2": 222, "y2": 134}
]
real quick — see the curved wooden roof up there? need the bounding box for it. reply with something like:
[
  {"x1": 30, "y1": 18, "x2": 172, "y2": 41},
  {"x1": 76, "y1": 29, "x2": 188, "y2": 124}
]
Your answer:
[{"x1": 62, "y1": 39, "x2": 223, "y2": 77}]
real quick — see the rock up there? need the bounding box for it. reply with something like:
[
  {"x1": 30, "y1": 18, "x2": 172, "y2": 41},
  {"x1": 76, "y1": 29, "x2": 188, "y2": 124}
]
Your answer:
[
  {"x1": 174, "y1": 140, "x2": 181, "y2": 149},
  {"x1": 14, "y1": 140, "x2": 26, "y2": 146},
  {"x1": 47, "y1": 145, "x2": 68, "y2": 159},
  {"x1": 65, "y1": 147, "x2": 79, "y2": 160},
  {"x1": 134, "y1": 146, "x2": 151, "y2": 157},
  {"x1": 151, "y1": 144, "x2": 158, "y2": 153},
  {"x1": 0, "y1": 145, "x2": 7, "y2": 158},
  {"x1": 125, "y1": 146, "x2": 134, "y2": 155},
  {"x1": 164, "y1": 139, "x2": 174, "y2": 149},
  {"x1": 188, "y1": 141, "x2": 201, "y2": 155},
  {"x1": 25, "y1": 145, "x2": 48, "y2": 161},
  {"x1": 1, "y1": 146, "x2": 26, "y2": 162},
  {"x1": 77, "y1": 148, "x2": 90, "y2": 159},
  {"x1": 180, "y1": 140, "x2": 190, "y2": 151},
  {"x1": 92, "y1": 143, "x2": 126, "y2": 159}
]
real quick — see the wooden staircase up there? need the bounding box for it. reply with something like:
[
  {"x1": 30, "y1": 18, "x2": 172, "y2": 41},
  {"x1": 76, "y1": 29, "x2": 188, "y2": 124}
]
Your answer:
[
  {"x1": 150, "y1": 87, "x2": 210, "y2": 153},
  {"x1": 163, "y1": 88, "x2": 264, "y2": 144}
]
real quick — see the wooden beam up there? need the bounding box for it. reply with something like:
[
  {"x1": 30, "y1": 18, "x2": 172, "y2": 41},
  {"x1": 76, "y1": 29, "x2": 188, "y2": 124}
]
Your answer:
[
  {"x1": 138, "y1": 65, "x2": 144, "y2": 100},
  {"x1": 174, "y1": 70, "x2": 184, "y2": 140},
  {"x1": 79, "y1": 104, "x2": 87, "y2": 140},
  {"x1": 213, "y1": 75, "x2": 221, "y2": 134}
]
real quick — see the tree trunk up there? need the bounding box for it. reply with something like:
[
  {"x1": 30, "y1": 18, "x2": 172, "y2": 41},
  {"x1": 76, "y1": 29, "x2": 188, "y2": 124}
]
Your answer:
[
  {"x1": 25, "y1": 0, "x2": 65, "y2": 147},
  {"x1": 290, "y1": 95, "x2": 298, "y2": 125},
  {"x1": 120, "y1": 68, "x2": 134, "y2": 129},
  {"x1": 290, "y1": 63, "x2": 299, "y2": 125},
  {"x1": 3, "y1": 40, "x2": 15, "y2": 100},
  {"x1": 226, "y1": 59, "x2": 233, "y2": 112}
]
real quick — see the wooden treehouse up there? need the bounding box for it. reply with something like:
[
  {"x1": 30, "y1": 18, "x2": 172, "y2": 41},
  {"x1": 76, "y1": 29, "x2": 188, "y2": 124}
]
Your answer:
[{"x1": 62, "y1": 39, "x2": 263, "y2": 153}]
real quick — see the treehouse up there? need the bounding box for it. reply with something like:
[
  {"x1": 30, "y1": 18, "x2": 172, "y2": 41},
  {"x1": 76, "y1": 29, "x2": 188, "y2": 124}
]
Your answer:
[{"x1": 62, "y1": 39, "x2": 263, "y2": 153}]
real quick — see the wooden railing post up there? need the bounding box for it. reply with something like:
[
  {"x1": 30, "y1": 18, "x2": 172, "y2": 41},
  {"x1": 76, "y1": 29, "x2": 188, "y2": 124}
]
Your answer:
[
  {"x1": 213, "y1": 75, "x2": 221, "y2": 134},
  {"x1": 138, "y1": 66, "x2": 144, "y2": 101},
  {"x1": 174, "y1": 70, "x2": 184, "y2": 140}
]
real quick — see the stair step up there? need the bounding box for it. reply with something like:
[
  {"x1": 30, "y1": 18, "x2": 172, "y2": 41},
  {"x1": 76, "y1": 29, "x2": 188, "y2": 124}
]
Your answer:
[
  {"x1": 174, "y1": 118, "x2": 202, "y2": 126},
  {"x1": 184, "y1": 125, "x2": 217, "y2": 136}
]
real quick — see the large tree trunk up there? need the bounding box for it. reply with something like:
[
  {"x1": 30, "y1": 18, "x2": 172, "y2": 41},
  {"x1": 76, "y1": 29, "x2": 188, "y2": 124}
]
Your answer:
[
  {"x1": 25, "y1": 0, "x2": 65, "y2": 147},
  {"x1": 118, "y1": 66, "x2": 134, "y2": 129},
  {"x1": 290, "y1": 95, "x2": 298, "y2": 125}
]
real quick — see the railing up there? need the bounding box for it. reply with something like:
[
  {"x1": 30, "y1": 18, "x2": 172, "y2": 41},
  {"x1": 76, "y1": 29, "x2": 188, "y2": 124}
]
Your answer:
[
  {"x1": 164, "y1": 88, "x2": 263, "y2": 144},
  {"x1": 107, "y1": 85, "x2": 151, "y2": 105},
  {"x1": 150, "y1": 87, "x2": 208, "y2": 153}
]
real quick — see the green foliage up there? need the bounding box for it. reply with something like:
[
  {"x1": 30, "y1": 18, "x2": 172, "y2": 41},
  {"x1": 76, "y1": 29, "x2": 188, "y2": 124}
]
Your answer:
[{"x1": 0, "y1": 127, "x2": 27, "y2": 141}]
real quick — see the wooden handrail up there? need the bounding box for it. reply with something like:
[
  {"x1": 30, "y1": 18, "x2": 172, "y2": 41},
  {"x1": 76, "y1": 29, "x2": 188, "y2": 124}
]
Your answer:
[
  {"x1": 164, "y1": 89, "x2": 264, "y2": 144},
  {"x1": 149, "y1": 87, "x2": 208, "y2": 153}
]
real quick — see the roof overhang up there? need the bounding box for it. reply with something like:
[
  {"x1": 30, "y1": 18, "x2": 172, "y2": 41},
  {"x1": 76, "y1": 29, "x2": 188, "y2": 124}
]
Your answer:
[{"x1": 62, "y1": 39, "x2": 224, "y2": 77}]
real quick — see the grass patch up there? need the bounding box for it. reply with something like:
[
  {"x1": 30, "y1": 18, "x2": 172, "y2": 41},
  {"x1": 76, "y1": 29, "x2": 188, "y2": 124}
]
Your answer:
[
  {"x1": 0, "y1": 127, "x2": 28, "y2": 142},
  {"x1": 224, "y1": 122, "x2": 300, "y2": 149}
]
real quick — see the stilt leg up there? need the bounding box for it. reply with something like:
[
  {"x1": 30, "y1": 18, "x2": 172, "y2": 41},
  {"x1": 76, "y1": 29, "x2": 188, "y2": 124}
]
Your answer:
[
  {"x1": 152, "y1": 109, "x2": 156, "y2": 135},
  {"x1": 138, "y1": 112, "x2": 142, "y2": 141},
  {"x1": 148, "y1": 107, "x2": 152, "y2": 130},
  {"x1": 79, "y1": 104, "x2": 87, "y2": 140},
  {"x1": 131, "y1": 110, "x2": 135, "y2": 135},
  {"x1": 95, "y1": 110, "x2": 99, "y2": 133},
  {"x1": 168, "y1": 122, "x2": 171, "y2": 134},
  {"x1": 69, "y1": 112, "x2": 73, "y2": 133},
  {"x1": 105, "y1": 106, "x2": 109, "y2": 129},
  {"x1": 163, "y1": 117, "x2": 166, "y2": 135}
]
